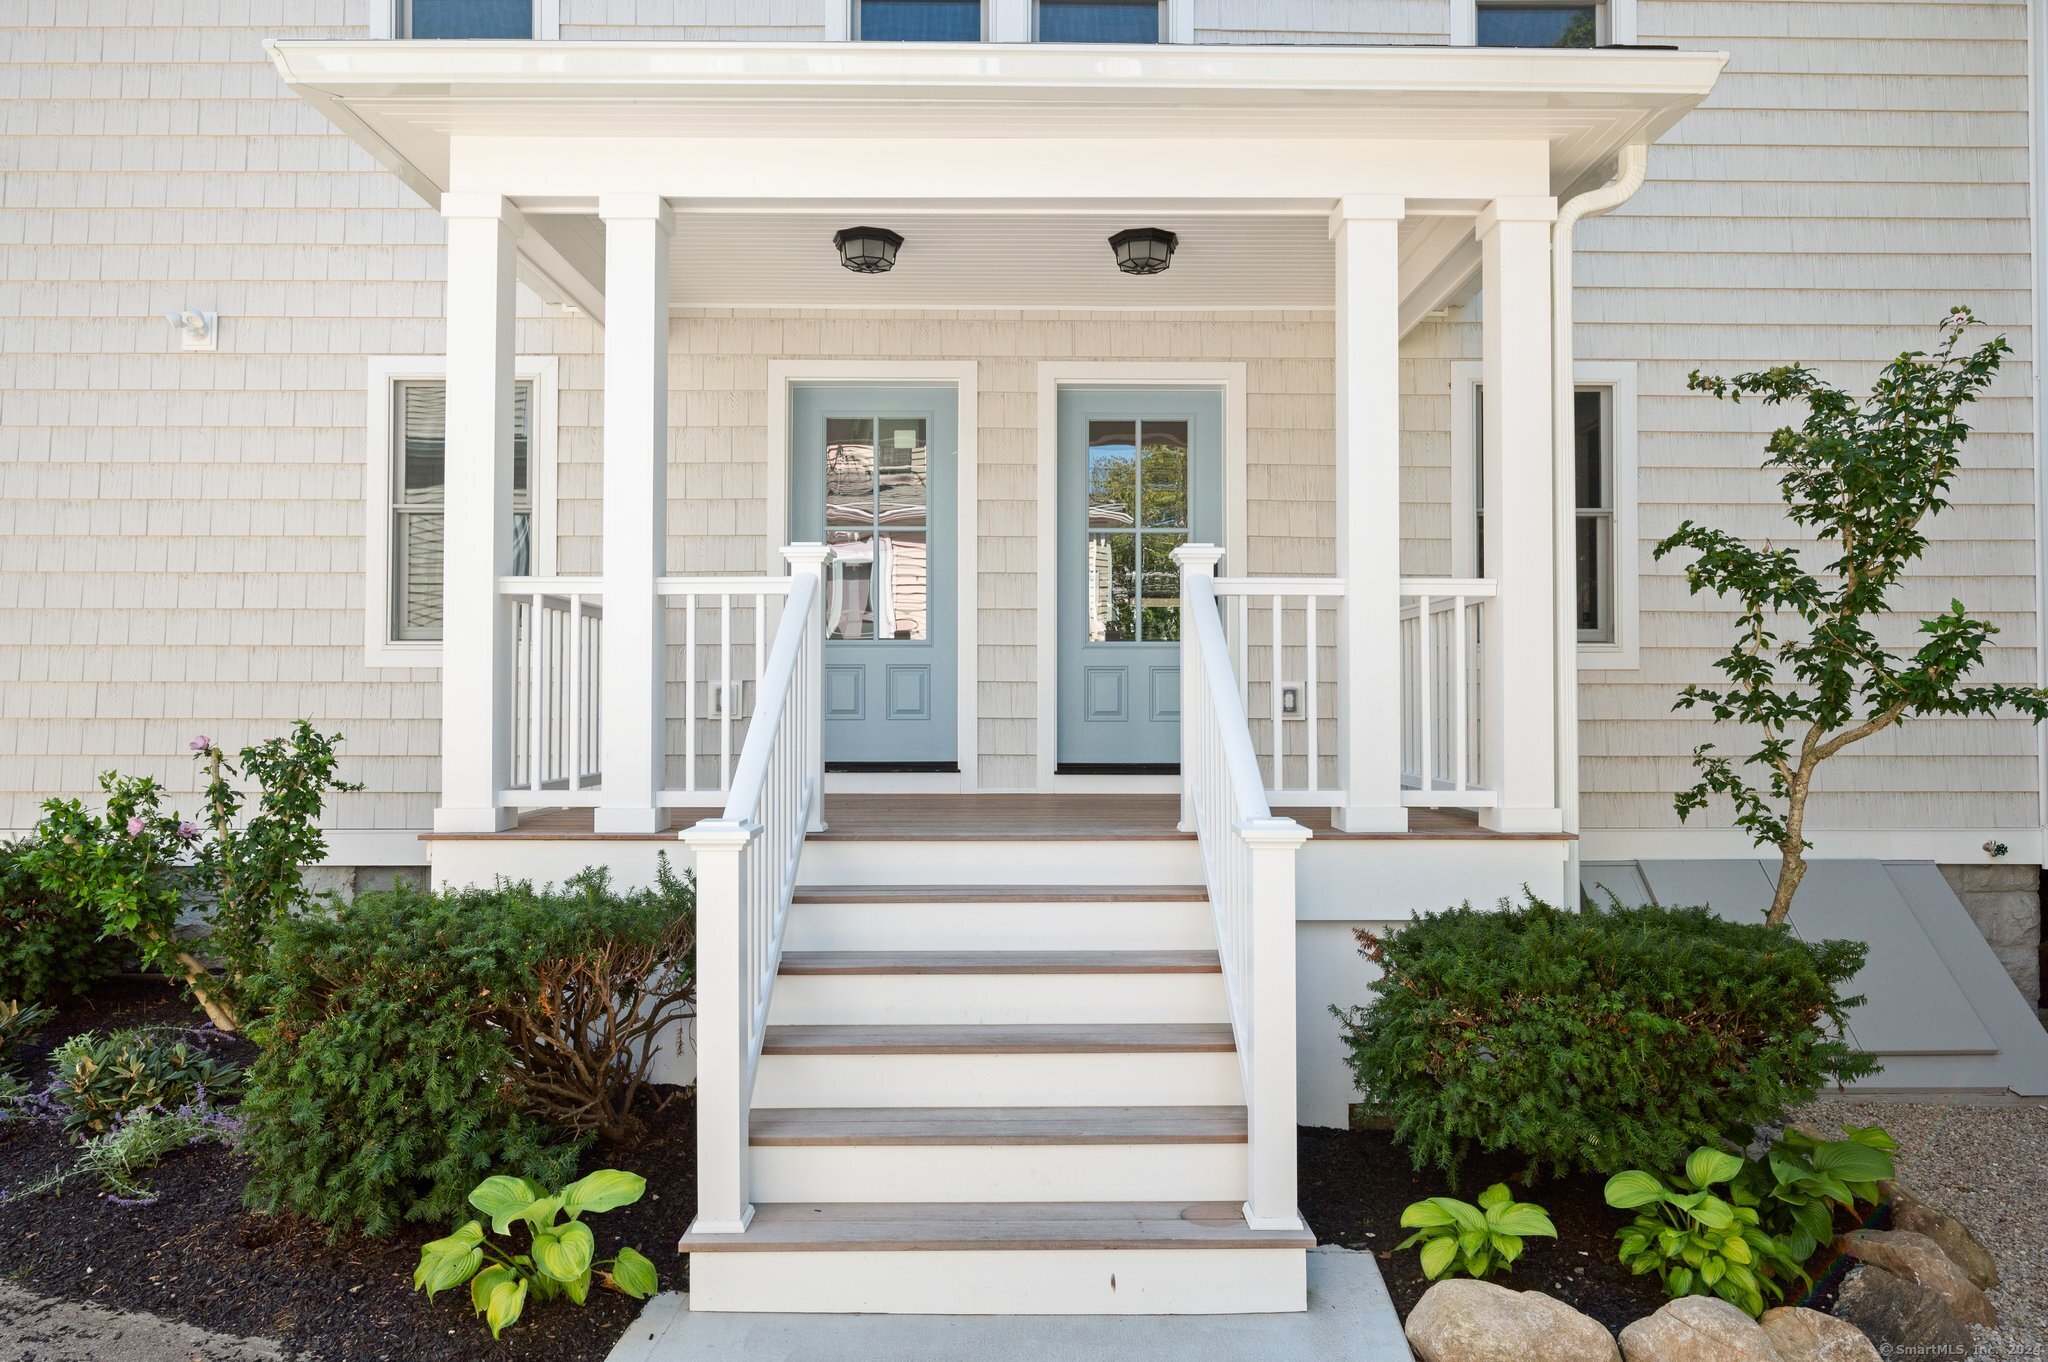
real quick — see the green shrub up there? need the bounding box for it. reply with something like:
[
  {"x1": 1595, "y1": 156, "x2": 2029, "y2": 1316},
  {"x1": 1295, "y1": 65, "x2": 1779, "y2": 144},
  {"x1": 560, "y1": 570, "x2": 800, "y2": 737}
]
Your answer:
[
  {"x1": 240, "y1": 863, "x2": 693, "y2": 1236},
  {"x1": 1333, "y1": 895, "x2": 1877, "y2": 1182},
  {"x1": 0, "y1": 999, "x2": 55, "y2": 1074},
  {"x1": 49, "y1": 1026, "x2": 242, "y2": 1140},
  {"x1": 0, "y1": 839, "x2": 124, "y2": 1005}
]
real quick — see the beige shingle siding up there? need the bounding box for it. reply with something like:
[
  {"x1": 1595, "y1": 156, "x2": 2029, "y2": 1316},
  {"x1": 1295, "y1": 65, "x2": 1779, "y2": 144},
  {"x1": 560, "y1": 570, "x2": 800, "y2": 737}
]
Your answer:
[{"x1": 1572, "y1": 0, "x2": 2039, "y2": 834}]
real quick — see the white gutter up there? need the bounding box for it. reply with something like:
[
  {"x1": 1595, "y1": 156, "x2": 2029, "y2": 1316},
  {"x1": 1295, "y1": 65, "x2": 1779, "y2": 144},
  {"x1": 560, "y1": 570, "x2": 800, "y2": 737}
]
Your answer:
[{"x1": 1552, "y1": 141, "x2": 1650, "y2": 905}]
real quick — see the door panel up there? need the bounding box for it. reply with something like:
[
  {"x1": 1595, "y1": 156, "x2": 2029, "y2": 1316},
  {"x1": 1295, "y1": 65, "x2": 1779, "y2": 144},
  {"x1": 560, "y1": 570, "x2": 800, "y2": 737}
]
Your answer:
[
  {"x1": 791, "y1": 385, "x2": 958, "y2": 768},
  {"x1": 1057, "y1": 387, "x2": 1222, "y2": 769}
]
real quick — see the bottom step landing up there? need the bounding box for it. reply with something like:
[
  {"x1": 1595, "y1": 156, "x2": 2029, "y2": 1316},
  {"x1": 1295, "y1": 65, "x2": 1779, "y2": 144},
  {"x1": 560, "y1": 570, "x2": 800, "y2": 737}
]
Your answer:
[{"x1": 678, "y1": 1202, "x2": 1313, "y2": 1314}]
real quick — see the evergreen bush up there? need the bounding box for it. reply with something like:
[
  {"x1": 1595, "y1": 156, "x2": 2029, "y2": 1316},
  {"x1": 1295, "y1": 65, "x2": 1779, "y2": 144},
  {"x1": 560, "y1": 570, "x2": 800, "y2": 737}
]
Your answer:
[
  {"x1": 240, "y1": 864, "x2": 694, "y2": 1237},
  {"x1": 1333, "y1": 895, "x2": 1877, "y2": 1182}
]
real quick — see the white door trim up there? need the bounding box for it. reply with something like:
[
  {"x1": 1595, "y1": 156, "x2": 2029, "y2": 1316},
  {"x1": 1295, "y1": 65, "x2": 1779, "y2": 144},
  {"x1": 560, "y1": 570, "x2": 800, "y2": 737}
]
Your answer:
[
  {"x1": 767, "y1": 360, "x2": 981, "y2": 792},
  {"x1": 1033, "y1": 361, "x2": 1249, "y2": 792}
]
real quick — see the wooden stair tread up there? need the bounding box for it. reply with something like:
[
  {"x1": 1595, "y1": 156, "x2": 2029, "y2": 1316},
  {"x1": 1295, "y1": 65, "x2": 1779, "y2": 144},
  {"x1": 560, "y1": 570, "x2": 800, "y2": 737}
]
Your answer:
[
  {"x1": 680, "y1": 1201, "x2": 1314, "y2": 1252},
  {"x1": 749, "y1": 1105, "x2": 1248, "y2": 1146},
  {"x1": 779, "y1": 949, "x2": 1221, "y2": 975},
  {"x1": 792, "y1": 884, "x2": 1209, "y2": 904},
  {"x1": 761, "y1": 1023, "x2": 1236, "y2": 1055}
]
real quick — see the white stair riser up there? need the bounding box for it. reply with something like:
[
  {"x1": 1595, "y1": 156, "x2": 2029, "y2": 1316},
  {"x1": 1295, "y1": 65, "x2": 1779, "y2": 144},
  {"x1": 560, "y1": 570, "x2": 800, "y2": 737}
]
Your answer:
[
  {"x1": 785, "y1": 902, "x2": 1214, "y2": 952},
  {"x1": 687, "y1": 1248, "x2": 1308, "y2": 1314},
  {"x1": 748, "y1": 1143, "x2": 1247, "y2": 1203},
  {"x1": 753, "y1": 1051, "x2": 1244, "y2": 1108},
  {"x1": 768, "y1": 972, "x2": 1229, "y2": 1025},
  {"x1": 798, "y1": 840, "x2": 1201, "y2": 887}
]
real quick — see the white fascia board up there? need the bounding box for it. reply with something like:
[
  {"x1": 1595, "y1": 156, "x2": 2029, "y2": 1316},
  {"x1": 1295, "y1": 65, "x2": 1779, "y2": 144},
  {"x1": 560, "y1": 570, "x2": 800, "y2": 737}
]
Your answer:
[{"x1": 267, "y1": 40, "x2": 1725, "y2": 108}]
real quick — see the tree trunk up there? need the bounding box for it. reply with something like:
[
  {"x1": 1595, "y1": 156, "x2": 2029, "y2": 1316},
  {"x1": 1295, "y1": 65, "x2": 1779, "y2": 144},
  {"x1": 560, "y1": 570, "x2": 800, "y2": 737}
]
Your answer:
[{"x1": 1767, "y1": 844, "x2": 1805, "y2": 928}]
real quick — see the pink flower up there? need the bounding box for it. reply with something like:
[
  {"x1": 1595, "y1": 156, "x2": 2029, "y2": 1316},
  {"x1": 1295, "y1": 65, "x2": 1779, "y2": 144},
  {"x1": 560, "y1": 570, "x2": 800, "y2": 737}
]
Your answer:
[
  {"x1": 175, "y1": 821, "x2": 201, "y2": 841},
  {"x1": 125, "y1": 816, "x2": 146, "y2": 836},
  {"x1": 189, "y1": 736, "x2": 212, "y2": 752}
]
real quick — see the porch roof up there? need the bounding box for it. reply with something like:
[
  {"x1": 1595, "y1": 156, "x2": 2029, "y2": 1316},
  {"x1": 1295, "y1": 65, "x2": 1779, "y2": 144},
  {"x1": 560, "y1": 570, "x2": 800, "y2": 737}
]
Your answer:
[{"x1": 269, "y1": 40, "x2": 1724, "y2": 321}]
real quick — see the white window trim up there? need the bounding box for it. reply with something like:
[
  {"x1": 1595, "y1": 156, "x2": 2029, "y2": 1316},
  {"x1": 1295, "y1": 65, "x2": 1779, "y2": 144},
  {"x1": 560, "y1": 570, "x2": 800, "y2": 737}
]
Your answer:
[
  {"x1": 370, "y1": 0, "x2": 559, "y2": 40},
  {"x1": 364, "y1": 355, "x2": 558, "y2": 669},
  {"x1": 1451, "y1": 358, "x2": 1639, "y2": 669},
  {"x1": 1454, "y1": 0, "x2": 1636, "y2": 47},
  {"x1": 834, "y1": 0, "x2": 1189, "y2": 43}
]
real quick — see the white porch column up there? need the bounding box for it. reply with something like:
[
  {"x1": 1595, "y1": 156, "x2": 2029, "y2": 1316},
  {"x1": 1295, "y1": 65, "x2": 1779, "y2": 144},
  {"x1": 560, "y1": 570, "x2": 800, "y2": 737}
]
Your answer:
[
  {"x1": 1329, "y1": 195, "x2": 1406, "y2": 832},
  {"x1": 1477, "y1": 197, "x2": 1564, "y2": 833},
  {"x1": 434, "y1": 193, "x2": 521, "y2": 833},
  {"x1": 595, "y1": 194, "x2": 673, "y2": 834}
]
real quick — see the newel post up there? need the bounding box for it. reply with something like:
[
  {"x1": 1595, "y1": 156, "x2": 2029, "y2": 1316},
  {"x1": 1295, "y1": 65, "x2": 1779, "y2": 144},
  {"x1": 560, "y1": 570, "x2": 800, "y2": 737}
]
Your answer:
[
  {"x1": 679, "y1": 817, "x2": 760, "y2": 1234},
  {"x1": 1240, "y1": 815, "x2": 1311, "y2": 1230},
  {"x1": 780, "y1": 543, "x2": 833, "y2": 833},
  {"x1": 1173, "y1": 544, "x2": 1226, "y2": 832}
]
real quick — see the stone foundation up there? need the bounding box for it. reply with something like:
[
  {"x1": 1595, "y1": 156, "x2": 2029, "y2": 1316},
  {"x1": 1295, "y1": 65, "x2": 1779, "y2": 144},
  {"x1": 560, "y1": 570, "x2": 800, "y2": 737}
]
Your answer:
[
  {"x1": 299, "y1": 865, "x2": 431, "y2": 904},
  {"x1": 1937, "y1": 863, "x2": 2041, "y2": 1007}
]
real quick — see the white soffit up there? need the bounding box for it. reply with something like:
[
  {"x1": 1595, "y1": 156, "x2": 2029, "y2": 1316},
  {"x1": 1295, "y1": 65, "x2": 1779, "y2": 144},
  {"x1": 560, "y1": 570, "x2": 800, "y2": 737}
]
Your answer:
[{"x1": 661, "y1": 212, "x2": 1340, "y2": 309}]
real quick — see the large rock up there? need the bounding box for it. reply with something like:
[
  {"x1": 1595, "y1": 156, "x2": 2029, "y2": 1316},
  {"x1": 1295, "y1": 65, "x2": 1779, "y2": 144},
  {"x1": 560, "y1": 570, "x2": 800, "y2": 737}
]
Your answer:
[
  {"x1": 1833, "y1": 1264, "x2": 1974, "y2": 1361},
  {"x1": 1841, "y1": 1229, "x2": 1998, "y2": 1326},
  {"x1": 1889, "y1": 1185, "x2": 2000, "y2": 1289},
  {"x1": 1617, "y1": 1296, "x2": 1780, "y2": 1362},
  {"x1": 1759, "y1": 1306, "x2": 1882, "y2": 1362},
  {"x1": 1404, "y1": 1279, "x2": 1620, "y2": 1362}
]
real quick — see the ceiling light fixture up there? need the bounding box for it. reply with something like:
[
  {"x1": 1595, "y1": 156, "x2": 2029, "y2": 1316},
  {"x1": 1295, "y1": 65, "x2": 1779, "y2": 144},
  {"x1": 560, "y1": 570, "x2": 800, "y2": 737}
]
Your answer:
[
  {"x1": 833, "y1": 226, "x2": 904, "y2": 274},
  {"x1": 1109, "y1": 228, "x2": 1178, "y2": 276}
]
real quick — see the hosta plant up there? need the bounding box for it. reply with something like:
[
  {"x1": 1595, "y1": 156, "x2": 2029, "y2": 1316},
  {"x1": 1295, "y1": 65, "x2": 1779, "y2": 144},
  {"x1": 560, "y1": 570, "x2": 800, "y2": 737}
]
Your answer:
[
  {"x1": 1398, "y1": 1183, "x2": 1557, "y2": 1280},
  {"x1": 1606, "y1": 1145, "x2": 1805, "y2": 1318},
  {"x1": 1742, "y1": 1123, "x2": 1897, "y2": 1261},
  {"x1": 414, "y1": 1169, "x2": 659, "y2": 1338}
]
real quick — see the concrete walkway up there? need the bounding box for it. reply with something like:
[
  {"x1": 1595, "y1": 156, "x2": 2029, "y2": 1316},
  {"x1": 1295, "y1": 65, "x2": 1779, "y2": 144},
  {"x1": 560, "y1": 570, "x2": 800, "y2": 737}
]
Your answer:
[
  {"x1": 606, "y1": 1246, "x2": 1413, "y2": 1362},
  {"x1": 0, "y1": 1281, "x2": 291, "y2": 1362}
]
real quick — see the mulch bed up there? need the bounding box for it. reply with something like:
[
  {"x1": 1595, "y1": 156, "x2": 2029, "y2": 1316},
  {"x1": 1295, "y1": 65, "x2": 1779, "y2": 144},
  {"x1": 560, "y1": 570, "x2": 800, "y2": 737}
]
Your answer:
[{"x1": 2, "y1": 981, "x2": 1848, "y2": 1356}]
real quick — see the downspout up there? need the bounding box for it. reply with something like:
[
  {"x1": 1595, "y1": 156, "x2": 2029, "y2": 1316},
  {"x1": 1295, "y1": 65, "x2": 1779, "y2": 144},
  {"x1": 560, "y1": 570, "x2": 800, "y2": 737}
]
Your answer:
[{"x1": 1553, "y1": 142, "x2": 1650, "y2": 905}]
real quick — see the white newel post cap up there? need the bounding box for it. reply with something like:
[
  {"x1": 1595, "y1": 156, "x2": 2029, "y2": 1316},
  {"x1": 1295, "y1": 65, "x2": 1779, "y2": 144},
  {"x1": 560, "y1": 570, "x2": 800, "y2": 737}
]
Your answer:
[
  {"x1": 678, "y1": 817, "x2": 762, "y2": 850},
  {"x1": 1172, "y1": 543, "x2": 1226, "y2": 575},
  {"x1": 1235, "y1": 816, "x2": 1313, "y2": 850},
  {"x1": 780, "y1": 541, "x2": 835, "y2": 573}
]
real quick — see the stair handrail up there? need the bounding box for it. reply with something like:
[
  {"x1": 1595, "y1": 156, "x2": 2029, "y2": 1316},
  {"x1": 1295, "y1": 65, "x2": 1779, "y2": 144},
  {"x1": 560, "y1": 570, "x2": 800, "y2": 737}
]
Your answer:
[
  {"x1": 681, "y1": 543, "x2": 832, "y2": 1236},
  {"x1": 1173, "y1": 545, "x2": 1311, "y2": 1233}
]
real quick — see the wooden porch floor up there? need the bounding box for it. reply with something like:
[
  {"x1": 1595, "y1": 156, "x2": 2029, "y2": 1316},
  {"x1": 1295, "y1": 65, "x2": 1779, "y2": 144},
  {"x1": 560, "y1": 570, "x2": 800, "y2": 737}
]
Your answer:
[{"x1": 423, "y1": 795, "x2": 1570, "y2": 841}]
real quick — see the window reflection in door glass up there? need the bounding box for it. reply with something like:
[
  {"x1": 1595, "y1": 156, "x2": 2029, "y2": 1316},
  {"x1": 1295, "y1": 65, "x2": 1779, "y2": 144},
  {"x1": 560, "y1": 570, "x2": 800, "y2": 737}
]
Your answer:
[
  {"x1": 821, "y1": 414, "x2": 929, "y2": 642},
  {"x1": 1083, "y1": 417, "x2": 1190, "y2": 642}
]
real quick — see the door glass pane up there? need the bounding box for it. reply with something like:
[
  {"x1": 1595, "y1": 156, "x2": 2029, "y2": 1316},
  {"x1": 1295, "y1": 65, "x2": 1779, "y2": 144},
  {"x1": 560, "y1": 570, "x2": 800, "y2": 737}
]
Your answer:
[
  {"x1": 1475, "y1": 4, "x2": 1597, "y2": 47},
  {"x1": 876, "y1": 417, "x2": 929, "y2": 525},
  {"x1": 860, "y1": 0, "x2": 980, "y2": 39},
  {"x1": 1039, "y1": 0, "x2": 1159, "y2": 43},
  {"x1": 1087, "y1": 531, "x2": 1137, "y2": 642},
  {"x1": 824, "y1": 530, "x2": 876, "y2": 640},
  {"x1": 874, "y1": 530, "x2": 929, "y2": 640},
  {"x1": 825, "y1": 417, "x2": 878, "y2": 528},
  {"x1": 406, "y1": 0, "x2": 533, "y2": 39},
  {"x1": 1139, "y1": 532, "x2": 1185, "y2": 641},
  {"x1": 1087, "y1": 421, "x2": 1138, "y2": 529},
  {"x1": 1140, "y1": 420, "x2": 1187, "y2": 529}
]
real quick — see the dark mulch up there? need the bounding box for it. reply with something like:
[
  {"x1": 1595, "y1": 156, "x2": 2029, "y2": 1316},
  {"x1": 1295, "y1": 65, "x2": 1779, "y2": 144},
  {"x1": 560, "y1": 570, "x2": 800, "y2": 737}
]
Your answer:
[
  {"x1": 0, "y1": 979, "x2": 695, "y2": 1362},
  {"x1": 3, "y1": 981, "x2": 1852, "y2": 1355}
]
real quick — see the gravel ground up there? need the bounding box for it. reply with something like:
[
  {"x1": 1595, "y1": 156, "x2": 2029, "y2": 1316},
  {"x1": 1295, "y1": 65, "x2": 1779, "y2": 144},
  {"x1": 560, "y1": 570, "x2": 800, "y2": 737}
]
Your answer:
[{"x1": 1802, "y1": 1097, "x2": 2048, "y2": 1361}]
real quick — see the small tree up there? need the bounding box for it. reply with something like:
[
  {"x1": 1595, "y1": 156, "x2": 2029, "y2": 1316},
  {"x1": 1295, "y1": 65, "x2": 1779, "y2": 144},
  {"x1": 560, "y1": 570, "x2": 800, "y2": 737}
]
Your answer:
[{"x1": 1656, "y1": 307, "x2": 2048, "y2": 927}]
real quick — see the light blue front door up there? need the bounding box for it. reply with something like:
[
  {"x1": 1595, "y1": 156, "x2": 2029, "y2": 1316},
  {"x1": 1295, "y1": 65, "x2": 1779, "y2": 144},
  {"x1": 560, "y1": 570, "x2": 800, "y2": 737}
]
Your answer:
[
  {"x1": 790, "y1": 384, "x2": 958, "y2": 769},
  {"x1": 1056, "y1": 387, "x2": 1224, "y2": 770}
]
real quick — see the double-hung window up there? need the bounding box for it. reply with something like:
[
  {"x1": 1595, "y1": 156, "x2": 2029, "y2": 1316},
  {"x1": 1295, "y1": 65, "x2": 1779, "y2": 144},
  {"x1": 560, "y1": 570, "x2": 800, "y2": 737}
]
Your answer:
[
  {"x1": 383, "y1": 0, "x2": 548, "y2": 39},
  {"x1": 849, "y1": 0, "x2": 1167, "y2": 42},
  {"x1": 1453, "y1": 361, "x2": 1638, "y2": 666},
  {"x1": 856, "y1": 0, "x2": 984, "y2": 40},
  {"x1": 1036, "y1": 0, "x2": 1162, "y2": 42},
  {"x1": 366, "y1": 357, "x2": 556, "y2": 666}
]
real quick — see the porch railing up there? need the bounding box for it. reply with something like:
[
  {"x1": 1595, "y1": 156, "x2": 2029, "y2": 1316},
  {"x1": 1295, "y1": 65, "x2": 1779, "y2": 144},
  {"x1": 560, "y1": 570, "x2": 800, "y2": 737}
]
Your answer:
[
  {"x1": 679, "y1": 546, "x2": 830, "y2": 1235},
  {"x1": 1174, "y1": 547, "x2": 1310, "y2": 1232},
  {"x1": 1214, "y1": 576, "x2": 1343, "y2": 804},
  {"x1": 499, "y1": 578, "x2": 604, "y2": 805},
  {"x1": 1398, "y1": 580, "x2": 1496, "y2": 808},
  {"x1": 657, "y1": 576, "x2": 795, "y2": 803}
]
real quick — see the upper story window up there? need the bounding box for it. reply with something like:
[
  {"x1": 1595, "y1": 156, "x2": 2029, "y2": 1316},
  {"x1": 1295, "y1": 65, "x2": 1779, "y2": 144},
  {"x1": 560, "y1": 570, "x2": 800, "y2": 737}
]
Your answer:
[
  {"x1": 398, "y1": 0, "x2": 534, "y2": 39},
  {"x1": 858, "y1": 0, "x2": 984, "y2": 40},
  {"x1": 1037, "y1": 0, "x2": 1162, "y2": 42},
  {"x1": 1474, "y1": 2, "x2": 1599, "y2": 47}
]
